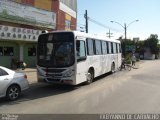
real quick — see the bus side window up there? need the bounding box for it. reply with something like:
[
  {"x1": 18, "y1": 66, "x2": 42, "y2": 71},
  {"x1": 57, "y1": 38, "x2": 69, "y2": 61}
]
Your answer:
[
  {"x1": 106, "y1": 41, "x2": 109, "y2": 54},
  {"x1": 95, "y1": 40, "x2": 102, "y2": 55},
  {"x1": 76, "y1": 40, "x2": 86, "y2": 62},
  {"x1": 102, "y1": 41, "x2": 107, "y2": 54},
  {"x1": 108, "y1": 42, "x2": 111, "y2": 54},
  {"x1": 111, "y1": 42, "x2": 114, "y2": 54},
  {"x1": 113, "y1": 43, "x2": 116, "y2": 54},
  {"x1": 87, "y1": 38, "x2": 94, "y2": 55}
]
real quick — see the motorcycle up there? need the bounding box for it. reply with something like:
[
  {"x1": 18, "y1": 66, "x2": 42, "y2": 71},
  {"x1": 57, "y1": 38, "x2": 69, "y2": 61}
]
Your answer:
[{"x1": 11, "y1": 58, "x2": 27, "y2": 70}]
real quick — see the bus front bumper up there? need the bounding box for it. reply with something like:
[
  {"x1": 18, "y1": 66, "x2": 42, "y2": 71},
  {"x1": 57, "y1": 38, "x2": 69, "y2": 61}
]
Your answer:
[{"x1": 38, "y1": 76, "x2": 75, "y2": 85}]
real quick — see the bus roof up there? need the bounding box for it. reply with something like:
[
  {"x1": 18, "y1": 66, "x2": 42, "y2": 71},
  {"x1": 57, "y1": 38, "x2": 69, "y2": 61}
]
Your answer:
[
  {"x1": 72, "y1": 31, "x2": 120, "y2": 43},
  {"x1": 41, "y1": 30, "x2": 120, "y2": 43}
]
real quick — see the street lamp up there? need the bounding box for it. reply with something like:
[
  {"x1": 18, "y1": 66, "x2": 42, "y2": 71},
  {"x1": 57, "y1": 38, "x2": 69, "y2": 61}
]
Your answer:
[
  {"x1": 110, "y1": 20, "x2": 139, "y2": 40},
  {"x1": 111, "y1": 20, "x2": 139, "y2": 56}
]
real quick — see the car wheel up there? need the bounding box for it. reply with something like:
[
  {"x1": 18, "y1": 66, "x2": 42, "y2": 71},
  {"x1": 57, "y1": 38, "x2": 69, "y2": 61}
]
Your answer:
[{"x1": 6, "y1": 85, "x2": 21, "y2": 101}]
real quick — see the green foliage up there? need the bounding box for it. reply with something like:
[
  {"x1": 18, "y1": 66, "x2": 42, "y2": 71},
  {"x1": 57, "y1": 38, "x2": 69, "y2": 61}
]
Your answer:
[
  {"x1": 158, "y1": 44, "x2": 160, "y2": 49},
  {"x1": 145, "y1": 34, "x2": 159, "y2": 54},
  {"x1": 135, "y1": 41, "x2": 145, "y2": 54},
  {"x1": 124, "y1": 53, "x2": 132, "y2": 64},
  {"x1": 120, "y1": 34, "x2": 159, "y2": 56},
  {"x1": 121, "y1": 39, "x2": 135, "y2": 56}
]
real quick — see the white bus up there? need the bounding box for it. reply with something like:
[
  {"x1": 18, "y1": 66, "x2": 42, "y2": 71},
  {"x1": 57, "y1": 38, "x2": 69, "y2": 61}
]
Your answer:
[{"x1": 37, "y1": 31, "x2": 122, "y2": 85}]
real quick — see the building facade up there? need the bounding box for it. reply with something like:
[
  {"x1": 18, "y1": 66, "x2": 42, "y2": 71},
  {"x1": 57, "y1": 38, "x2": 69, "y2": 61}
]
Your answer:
[{"x1": 0, "y1": 0, "x2": 77, "y2": 68}]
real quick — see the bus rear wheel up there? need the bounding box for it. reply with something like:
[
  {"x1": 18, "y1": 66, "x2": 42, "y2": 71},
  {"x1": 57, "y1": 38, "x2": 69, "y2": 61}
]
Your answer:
[
  {"x1": 111, "y1": 63, "x2": 115, "y2": 73},
  {"x1": 86, "y1": 69, "x2": 94, "y2": 85}
]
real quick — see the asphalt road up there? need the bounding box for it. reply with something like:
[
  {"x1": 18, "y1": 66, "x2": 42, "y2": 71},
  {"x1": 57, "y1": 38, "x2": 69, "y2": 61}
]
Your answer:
[{"x1": 0, "y1": 60, "x2": 160, "y2": 114}]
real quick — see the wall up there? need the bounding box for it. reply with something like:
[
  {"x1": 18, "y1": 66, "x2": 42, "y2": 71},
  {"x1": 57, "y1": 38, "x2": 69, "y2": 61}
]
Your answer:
[
  {"x1": 56, "y1": 10, "x2": 65, "y2": 30},
  {"x1": 34, "y1": 0, "x2": 52, "y2": 11},
  {"x1": 55, "y1": 10, "x2": 76, "y2": 30},
  {"x1": 0, "y1": 41, "x2": 19, "y2": 68},
  {"x1": 52, "y1": 0, "x2": 77, "y2": 30},
  {"x1": 71, "y1": 17, "x2": 76, "y2": 30},
  {"x1": 23, "y1": 43, "x2": 37, "y2": 67},
  {"x1": 21, "y1": 0, "x2": 34, "y2": 6},
  {"x1": 59, "y1": 0, "x2": 77, "y2": 12}
]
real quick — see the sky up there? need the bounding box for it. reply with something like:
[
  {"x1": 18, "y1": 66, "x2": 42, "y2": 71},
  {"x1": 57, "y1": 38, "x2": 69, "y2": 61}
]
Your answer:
[{"x1": 77, "y1": 0, "x2": 160, "y2": 40}]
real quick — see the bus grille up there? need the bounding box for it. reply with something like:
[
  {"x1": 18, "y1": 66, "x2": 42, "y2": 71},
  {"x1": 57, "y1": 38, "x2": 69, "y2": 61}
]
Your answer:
[
  {"x1": 47, "y1": 78, "x2": 61, "y2": 82},
  {"x1": 44, "y1": 69, "x2": 66, "y2": 73}
]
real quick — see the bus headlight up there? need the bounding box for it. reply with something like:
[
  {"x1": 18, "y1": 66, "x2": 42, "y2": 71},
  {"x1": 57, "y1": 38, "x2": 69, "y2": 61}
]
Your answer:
[{"x1": 63, "y1": 69, "x2": 74, "y2": 77}]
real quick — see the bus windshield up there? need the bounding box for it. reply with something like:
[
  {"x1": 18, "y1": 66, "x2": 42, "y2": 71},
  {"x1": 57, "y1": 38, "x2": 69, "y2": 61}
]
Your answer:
[{"x1": 37, "y1": 32, "x2": 75, "y2": 67}]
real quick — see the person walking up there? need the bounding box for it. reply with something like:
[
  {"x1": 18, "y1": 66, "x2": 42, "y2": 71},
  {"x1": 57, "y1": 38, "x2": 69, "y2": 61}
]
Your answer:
[{"x1": 131, "y1": 54, "x2": 136, "y2": 66}]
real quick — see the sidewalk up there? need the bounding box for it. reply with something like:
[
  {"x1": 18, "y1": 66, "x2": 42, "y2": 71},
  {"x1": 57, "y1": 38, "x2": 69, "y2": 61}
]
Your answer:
[
  {"x1": 132, "y1": 61, "x2": 141, "y2": 69},
  {"x1": 133, "y1": 60, "x2": 144, "y2": 69},
  {"x1": 16, "y1": 68, "x2": 37, "y2": 84}
]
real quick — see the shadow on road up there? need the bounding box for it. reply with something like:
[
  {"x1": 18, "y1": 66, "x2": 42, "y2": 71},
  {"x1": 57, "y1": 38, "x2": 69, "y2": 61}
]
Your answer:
[
  {"x1": 0, "y1": 83, "x2": 80, "y2": 106},
  {"x1": 0, "y1": 72, "x2": 113, "y2": 106}
]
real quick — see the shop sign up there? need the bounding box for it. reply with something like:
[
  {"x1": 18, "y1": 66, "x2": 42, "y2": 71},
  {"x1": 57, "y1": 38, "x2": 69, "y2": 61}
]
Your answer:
[
  {"x1": 0, "y1": 25, "x2": 41, "y2": 41},
  {"x1": 0, "y1": 0, "x2": 56, "y2": 29}
]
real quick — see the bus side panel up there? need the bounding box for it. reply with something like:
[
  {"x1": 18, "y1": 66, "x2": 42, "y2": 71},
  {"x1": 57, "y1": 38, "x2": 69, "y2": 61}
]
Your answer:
[
  {"x1": 100, "y1": 55, "x2": 106, "y2": 74},
  {"x1": 113, "y1": 54, "x2": 118, "y2": 70},
  {"x1": 87, "y1": 56, "x2": 99, "y2": 78},
  {"x1": 87, "y1": 55, "x2": 107, "y2": 78},
  {"x1": 107, "y1": 54, "x2": 112, "y2": 72},
  {"x1": 99, "y1": 55, "x2": 107, "y2": 75},
  {"x1": 104, "y1": 55, "x2": 110, "y2": 73},
  {"x1": 76, "y1": 60, "x2": 87, "y2": 84},
  {"x1": 118, "y1": 53, "x2": 122, "y2": 68}
]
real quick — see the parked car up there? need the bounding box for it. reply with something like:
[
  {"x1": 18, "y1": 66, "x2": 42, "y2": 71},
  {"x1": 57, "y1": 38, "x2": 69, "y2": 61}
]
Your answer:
[{"x1": 0, "y1": 66, "x2": 29, "y2": 100}]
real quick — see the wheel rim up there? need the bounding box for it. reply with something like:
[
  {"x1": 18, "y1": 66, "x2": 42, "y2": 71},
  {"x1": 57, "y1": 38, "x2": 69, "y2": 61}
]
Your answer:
[
  {"x1": 8, "y1": 86, "x2": 19, "y2": 100},
  {"x1": 111, "y1": 64, "x2": 115, "y2": 73},
  {"x1": 87, "y1": 72, "x2": 93, "y2": 83}
]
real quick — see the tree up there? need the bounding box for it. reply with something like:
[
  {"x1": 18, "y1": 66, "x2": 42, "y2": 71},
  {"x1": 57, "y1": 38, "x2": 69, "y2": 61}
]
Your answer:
[
  {"x1": 121, "y1": 39, "x2": 135, "y2": 56},
  {"x1": 135, "y1": 41, "x2": 145, "y2": 54},
  {"x1": 145, "y1": 34, "x2": 159, "y2": 54}
]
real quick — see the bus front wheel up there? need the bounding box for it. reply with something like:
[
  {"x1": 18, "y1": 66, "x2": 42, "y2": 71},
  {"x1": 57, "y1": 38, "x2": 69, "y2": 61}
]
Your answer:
[{"x1": 86, "y1": 69, "x2": 94, "y2": 85}]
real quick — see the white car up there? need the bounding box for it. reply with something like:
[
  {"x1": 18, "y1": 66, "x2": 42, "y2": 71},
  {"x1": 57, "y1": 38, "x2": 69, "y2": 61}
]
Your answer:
[{"x1": 0, "y1": 66, "x2": 29, "y2": 100}]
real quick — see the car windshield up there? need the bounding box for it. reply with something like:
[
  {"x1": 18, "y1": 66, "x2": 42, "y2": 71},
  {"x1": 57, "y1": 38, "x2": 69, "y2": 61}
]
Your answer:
[{"x1": 37, "y1": 32, "x2": 75, "y2": 67}]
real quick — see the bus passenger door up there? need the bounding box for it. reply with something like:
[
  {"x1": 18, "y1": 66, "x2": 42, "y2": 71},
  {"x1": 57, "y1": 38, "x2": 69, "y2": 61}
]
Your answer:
[{"x1": 76, "y1": 40, "x2": 87, "y2": 84}]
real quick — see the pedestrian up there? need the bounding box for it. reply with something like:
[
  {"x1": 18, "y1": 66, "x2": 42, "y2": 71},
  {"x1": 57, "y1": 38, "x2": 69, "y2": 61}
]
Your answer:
[{"x1": 131, "y1": 54, "x2": 136, "y2": 66}]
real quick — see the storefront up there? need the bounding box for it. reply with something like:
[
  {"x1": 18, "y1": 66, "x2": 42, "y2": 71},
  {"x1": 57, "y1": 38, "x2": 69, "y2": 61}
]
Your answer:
[
  {"x1": 0, "y1": 25, "x2": 40, "y2": 68},
  {"x1": 0, "y1": 41, "x2": 19, "y2": 68},
  {"x1": 0, "y1": 0, "x2": 56, "y2": 68}
]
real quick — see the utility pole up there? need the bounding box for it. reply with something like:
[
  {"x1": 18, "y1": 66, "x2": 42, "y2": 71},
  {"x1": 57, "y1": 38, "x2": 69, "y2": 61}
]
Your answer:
[
  {"x1": 124, "y1": 23, "x2": 127, "y2": 40},
  {"x1": 84, "y1": 10, "x2": 88, "y2": 33},
  {"x1": 106, "y1": 29, "x2": 113, "y2": 38}
]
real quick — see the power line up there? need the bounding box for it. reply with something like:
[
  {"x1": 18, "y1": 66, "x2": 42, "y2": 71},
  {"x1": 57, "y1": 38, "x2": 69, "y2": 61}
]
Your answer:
[
  {"x1": 77, "y1": 23, "x2": 85, "y2": 27},
  {"x1": 88, "y1": 17, "x2": 120, "y2": 32}
]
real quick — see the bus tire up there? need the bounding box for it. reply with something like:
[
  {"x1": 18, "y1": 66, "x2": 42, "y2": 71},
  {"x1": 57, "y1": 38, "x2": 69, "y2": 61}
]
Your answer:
[
  {"x1": 86, "y1": 69, "x2": 94, "y2": 85},
  {"x1": 111, "y1": 63, "x2": 115, "y2": 73}
]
